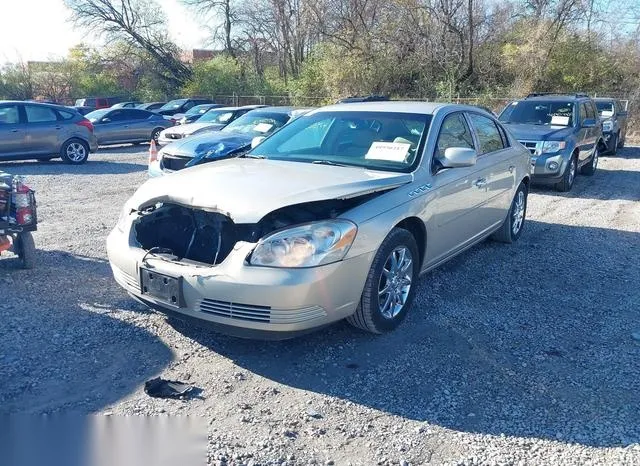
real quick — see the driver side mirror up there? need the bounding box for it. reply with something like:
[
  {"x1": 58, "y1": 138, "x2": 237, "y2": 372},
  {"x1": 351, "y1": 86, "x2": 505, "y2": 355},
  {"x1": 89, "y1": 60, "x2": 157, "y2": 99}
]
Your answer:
[
  {"x1": 582, "y1": 118, "x2": 596, "y2": 128},
  {"x1": 251, "y1": 136, "x2": 266, "y2": 149},
  {"x1": 440, "y1": 147, "x2": 477, "y2": 168}
]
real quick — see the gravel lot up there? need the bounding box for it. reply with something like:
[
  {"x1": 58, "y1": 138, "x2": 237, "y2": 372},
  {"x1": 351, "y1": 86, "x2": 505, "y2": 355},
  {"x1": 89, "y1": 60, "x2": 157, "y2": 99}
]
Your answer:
[{"x1": 1, "y1": 145, "x2": 639, "y2": 465}]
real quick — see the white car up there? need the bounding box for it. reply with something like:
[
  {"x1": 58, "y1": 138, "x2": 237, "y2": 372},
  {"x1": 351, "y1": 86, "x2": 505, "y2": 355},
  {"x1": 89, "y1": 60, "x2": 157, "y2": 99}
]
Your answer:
[{"x1": 157, "y1": 107, "x2": 249, "y2": 146}]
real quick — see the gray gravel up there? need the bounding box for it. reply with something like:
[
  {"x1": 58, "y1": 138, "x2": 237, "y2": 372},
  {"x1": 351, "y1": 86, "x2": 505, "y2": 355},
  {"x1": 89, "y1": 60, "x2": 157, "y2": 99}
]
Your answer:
[{"x1": 1, "y1": 145, "x2": 639, "y2": 465}]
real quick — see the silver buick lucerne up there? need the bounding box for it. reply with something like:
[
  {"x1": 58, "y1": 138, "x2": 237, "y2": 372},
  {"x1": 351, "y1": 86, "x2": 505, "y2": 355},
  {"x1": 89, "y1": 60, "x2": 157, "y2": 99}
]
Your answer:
[{"x1": 107, "y1": 102, "x2": 531, "y2": 338}]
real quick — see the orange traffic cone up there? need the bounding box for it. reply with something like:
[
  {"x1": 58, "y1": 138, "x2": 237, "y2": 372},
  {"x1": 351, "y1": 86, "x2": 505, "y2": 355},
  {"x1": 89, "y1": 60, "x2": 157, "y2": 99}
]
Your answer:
[{"x1": 149, "y1": 139, "x2": 158, "y2": 164}]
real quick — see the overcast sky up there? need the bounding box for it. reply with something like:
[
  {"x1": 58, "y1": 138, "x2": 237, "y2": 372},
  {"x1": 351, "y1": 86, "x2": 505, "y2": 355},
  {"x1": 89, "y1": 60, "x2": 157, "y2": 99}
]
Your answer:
[{"x1": 0, "y1": 0, "x2": 210, "y2": 65}]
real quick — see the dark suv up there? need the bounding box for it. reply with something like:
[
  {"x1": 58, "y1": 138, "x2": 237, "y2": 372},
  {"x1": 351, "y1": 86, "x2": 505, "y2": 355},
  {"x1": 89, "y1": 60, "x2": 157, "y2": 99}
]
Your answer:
[{"x1": 499, "y1": 93, "x2": 604, "y2": 192}]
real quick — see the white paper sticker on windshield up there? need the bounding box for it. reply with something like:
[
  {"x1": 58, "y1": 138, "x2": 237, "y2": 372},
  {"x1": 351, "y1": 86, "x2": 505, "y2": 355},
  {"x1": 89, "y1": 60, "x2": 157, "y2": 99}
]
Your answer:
[
  {"x1": 550, "y1": 115, "x2": 570, "y2": 126},
  {"x1": 253, "y1": 123, "x2": 273, "y2": 133},
  {"x1": 601, "y1": 110, "x2": 614, "y2": 117},
  {"x1": 365, "y1": 142, "x2": 411, "y2": 162}
]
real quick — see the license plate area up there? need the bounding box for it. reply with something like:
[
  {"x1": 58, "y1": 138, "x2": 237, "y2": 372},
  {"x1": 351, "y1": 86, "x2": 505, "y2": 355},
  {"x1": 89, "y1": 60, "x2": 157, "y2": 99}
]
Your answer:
[{"x1": 140, "y1": 268, "x2": 184, "y2": 308}]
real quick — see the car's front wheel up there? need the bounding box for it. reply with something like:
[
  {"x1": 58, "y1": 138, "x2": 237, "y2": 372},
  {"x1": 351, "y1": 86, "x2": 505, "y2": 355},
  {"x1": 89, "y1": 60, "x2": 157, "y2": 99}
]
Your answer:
[
  {"x1": 347, "y1": 228, "x2": 419, "y2": 334},
  {"x1": 491, "y1": 182, "x2": 528, "y2": 243},
  {"x1": 60, "y1": 139, "x2": 89, "y2": 164},
  {"x1": 555, "y1": 153, "x2": 577, "y2": 192}
]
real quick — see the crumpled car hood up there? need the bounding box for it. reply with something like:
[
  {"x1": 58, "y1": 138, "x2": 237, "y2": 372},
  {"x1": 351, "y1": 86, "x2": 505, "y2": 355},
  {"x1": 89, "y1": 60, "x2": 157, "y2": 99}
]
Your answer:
[
  {"x1": 130, "y1": 159, "x2": 412, "y2": 223},
  {"x1": 503, "y1": 123, "x2": 574, "y2": 140},
  {"x1": 161, "y1": 131, "x2": 252, "y2": 159}
]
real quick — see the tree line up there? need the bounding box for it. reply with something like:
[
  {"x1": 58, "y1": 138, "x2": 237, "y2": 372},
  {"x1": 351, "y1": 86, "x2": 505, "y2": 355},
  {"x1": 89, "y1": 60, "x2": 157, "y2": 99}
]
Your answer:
[{"x1": 1, "y1": 0, "x2": 640, "y2": 107}]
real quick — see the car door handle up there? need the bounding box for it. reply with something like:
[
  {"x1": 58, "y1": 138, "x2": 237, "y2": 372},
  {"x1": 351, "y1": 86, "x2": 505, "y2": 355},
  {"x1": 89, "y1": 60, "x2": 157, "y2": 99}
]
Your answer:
[
  {"x1": 55, "y1": 126, "x2": 62, "y2": 130},
  {"x1": 11, "y1": 129, "x2": 19, "y2": 133},
  {"x1": 474, "y1": 178, "x2": 488, "y2": 188},
  {"x1": 508, "y1": 165, "x2": 515, "y2": 173}
]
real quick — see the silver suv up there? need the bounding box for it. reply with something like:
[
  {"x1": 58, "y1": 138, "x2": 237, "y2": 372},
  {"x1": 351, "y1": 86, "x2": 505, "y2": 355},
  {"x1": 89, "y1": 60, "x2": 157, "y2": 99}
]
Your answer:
[{"x1": 0, "y1": 101, "x2": 98, "y2": 164}]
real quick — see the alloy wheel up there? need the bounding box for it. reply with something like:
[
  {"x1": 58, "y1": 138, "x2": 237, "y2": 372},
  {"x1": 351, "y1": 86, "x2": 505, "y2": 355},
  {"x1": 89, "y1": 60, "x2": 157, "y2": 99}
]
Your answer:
[
  {"x1": 66, "y1": 142, "x2": 86, "y2": 162},
  {"x1": 378, "y1": 246, "x2": 413, "y2": 319},
  {"x1": 568, "y1": 158, "x2": 576, "y2": 185},
  {"x1": 512, "y1": 190, "x2": 526, "y2": 235}
]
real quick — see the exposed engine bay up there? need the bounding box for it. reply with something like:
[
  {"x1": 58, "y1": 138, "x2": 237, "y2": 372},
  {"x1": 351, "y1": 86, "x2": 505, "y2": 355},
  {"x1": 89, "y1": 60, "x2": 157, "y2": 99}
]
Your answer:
[{"x1": 133, "y1": 193, "x2": 383, "y2": 266}]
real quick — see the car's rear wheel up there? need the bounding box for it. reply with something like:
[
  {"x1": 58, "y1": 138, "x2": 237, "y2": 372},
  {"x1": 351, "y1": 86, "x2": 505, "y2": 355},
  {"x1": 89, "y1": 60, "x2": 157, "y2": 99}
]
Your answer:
[
  {"x1": 347, "y1": 228, "x2": 419, "y2": 334},
  {"x1": 609, "y1": 133, "x2": 618, "y2": 155},
  {"x1": 491, "y1": 182, "x2": 528, "y2": 243},
  {"x1": 60, "y1": 139, "x2": 89, "y2": 164},
  {"x1": 16, "y1": 232, "x2": 36, "y2": 269},
  {"x1": 581, "y1": 145, "x2": 599, "y2": 176},
  {"x1": 555, "y1": 153, "x2": 577, "y2": 192},
  {"x1": 151, "y1": 128, "x2": 163, "y2": 143}
]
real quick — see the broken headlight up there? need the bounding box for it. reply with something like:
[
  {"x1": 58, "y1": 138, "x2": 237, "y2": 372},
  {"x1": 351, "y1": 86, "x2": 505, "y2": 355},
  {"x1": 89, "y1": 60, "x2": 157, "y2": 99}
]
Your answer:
[
  {"x1": 249, "y1": 220, "x2": 357, "y2": 268},
  {"x1": 116, "y1": 204, "x2": 132, "y2": 232}
]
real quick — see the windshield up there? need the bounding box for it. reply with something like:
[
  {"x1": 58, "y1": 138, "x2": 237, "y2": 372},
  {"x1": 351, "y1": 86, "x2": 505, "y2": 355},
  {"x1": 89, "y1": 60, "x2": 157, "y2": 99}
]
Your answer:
[
  {"x1": 500, "y1": 101, "x2": 574, "y2": 126},
  {"x1": 221, "y1": 112, "x2": 290, "y2": 135},
  {"x1": 199, "y1": 109, "x2": 235, "y2": 124},
  {"x1": 185, "y1": 104, "x2": 211, "y2": 116},
  {"x1": 159, "y1": 99, "x2": 187, "y2": 111},
  {"x1": 85, "y1": 109, "x2": 110, "y2": 122},
  {"x1": 249, "y1": 111, "x2": 431, "y2": 172},
  {"x1": 595, "y1": 101, "x2": 614, "y2": 116}
]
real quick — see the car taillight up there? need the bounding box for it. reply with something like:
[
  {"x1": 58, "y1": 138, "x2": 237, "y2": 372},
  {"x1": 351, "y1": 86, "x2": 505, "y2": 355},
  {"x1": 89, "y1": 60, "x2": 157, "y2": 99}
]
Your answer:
[
  {"x1": 13, "y1": 181, "x2": 35, "y2": 226},
  {"x1": 76, "y1": 119, "x2": 94, "y2": 132}
]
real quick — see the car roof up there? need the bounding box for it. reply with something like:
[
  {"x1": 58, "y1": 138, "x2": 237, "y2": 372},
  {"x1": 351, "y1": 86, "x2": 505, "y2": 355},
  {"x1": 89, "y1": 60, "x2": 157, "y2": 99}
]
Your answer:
[
  {"x1": 307, "y1": 101, "x2": 453, "y2": 115},
  {"x1": 522, "y1": 94, "x2": 589, "y2": 102},
  {"x1": 249, "y1": 106, "x2": 300, "y2": 114},
  {"x1": 205, "y1": 106, "x2": 239, "y2": 112},
  {"x1": 593, "y1": 97, "x2": 616, "y2": 102},
  {"x1": 0, "y1": 100, "x2": 76, "y2": 111}
]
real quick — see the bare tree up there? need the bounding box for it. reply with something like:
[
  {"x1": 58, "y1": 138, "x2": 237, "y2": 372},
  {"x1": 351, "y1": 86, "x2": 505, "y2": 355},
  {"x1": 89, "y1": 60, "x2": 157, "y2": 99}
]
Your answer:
[
  {"x1": 182, "y1": 0, "x2": 237, "y2": 57},
  {"x1": 64, "y1": 0, "x2": 191, "y2": 87}
]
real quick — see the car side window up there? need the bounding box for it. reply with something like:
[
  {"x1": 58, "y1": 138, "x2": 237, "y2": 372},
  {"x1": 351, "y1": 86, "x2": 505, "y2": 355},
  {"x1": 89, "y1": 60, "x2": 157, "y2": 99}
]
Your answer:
[
  {"x1": 107, "y1": 110, "x2": 126, "y2": 122},
  {"x1": 585, "y1": 102, "x2": 596, "y2": 120},
  {"x1": 183, "y1": 101, "x2": 195, "y2": 111},
  {"x1": 123, "y1": 109, "x2": 149, "y2": 120},
  {"x1": 433, "y1": 113, "x2": 475, "y2": 172},
  {"x1": 579, "y1": 103, "x2": 588, "y2": 124},
  {"x1": 0, "y1": 105, "x2": 20, "y2": 124},
  {"x1": 25, "y1": 105, "x2": 58, "y2": 123},
  {"x1": 467, "y1": 113, "x2": 505, "y2": 155}
]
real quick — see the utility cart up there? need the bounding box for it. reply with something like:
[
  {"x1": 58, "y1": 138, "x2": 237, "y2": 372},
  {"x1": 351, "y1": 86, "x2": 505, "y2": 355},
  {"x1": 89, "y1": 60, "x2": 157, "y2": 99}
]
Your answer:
[{"x1": 0, "y1": 172, "x2": 37, "y2": 269}]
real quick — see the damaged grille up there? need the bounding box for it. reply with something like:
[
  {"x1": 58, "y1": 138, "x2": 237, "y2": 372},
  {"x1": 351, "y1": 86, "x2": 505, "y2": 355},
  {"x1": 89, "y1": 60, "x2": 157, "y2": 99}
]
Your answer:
[{"x1": 134, "y1": 204, "x2": 236, "y2": 265}]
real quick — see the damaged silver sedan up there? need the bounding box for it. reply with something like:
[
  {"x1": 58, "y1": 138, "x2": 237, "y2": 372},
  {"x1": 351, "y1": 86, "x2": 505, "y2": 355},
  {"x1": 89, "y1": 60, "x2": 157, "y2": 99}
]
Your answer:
[{"x1": 107, "y1": 102, "x2": 531, "y2": 338}]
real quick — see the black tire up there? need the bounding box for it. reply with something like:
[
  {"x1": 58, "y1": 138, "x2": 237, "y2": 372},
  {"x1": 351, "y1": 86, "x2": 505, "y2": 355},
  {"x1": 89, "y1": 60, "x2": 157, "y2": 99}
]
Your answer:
[
  {"x1": 581, "y1": 145, "x2": 599, "y2": 176},
  {"x1": 609, "y1": 133, "x2": 618, "y2": 155},
  {"x1": 151, "y1": 128, "x2": 163, "y2": 143},
  {"x1": 555, "y1": 153, "x2": 577, "y2": 192},
  {"x1": 491, "y1": 182, "x2": 528, "y2": 244},
  {"x1": 618, "y1": 132, "x2": 625, "y2": 149},
  {"x1": 60, "y1": 139, "x2": 89, "y2": 164},
  {"x1": 16, "y1": 232, "x2": 36, "y2": 269},
  {"x1": 347, "y1": 228, "x2": 419, "y2": 334}
]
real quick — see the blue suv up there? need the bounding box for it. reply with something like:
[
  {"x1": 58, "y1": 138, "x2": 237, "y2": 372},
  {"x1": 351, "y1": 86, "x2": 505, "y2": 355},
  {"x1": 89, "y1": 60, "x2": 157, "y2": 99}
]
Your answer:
[{"x1": 499, "y1": 93, "x2": 604, "y2": 192}]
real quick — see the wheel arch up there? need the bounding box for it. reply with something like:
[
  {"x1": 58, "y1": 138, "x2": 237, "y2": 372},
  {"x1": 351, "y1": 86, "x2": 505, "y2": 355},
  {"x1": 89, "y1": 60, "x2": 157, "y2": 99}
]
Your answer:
[{"x1": 395, "y1": 217, "x2": 426, "y2": 268}]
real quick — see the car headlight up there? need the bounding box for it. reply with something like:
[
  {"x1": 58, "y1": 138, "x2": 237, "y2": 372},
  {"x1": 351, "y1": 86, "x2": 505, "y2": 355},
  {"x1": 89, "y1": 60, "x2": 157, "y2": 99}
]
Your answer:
[
  {"x1": 249, "y1": 220, "x2": 357, "y2": 268},
  {"x1": 602, "y1": 120, "x2": 613, "y2": 132},
  {"x1": 541, "y1": 141, "x2": 566, "y2": 154}
]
